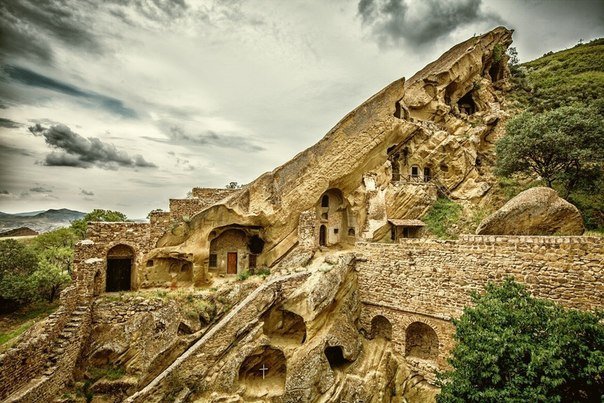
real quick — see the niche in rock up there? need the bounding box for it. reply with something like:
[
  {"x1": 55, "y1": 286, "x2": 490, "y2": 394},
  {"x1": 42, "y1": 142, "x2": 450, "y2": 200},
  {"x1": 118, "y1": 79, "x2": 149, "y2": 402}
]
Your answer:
[
  {"x1": 457, "y1": 91, "x2": 477, "y2": 115},
  {"x1": 324, "y1": 345, "x2": 352, "y2": 371},
  {"x1": 262, "y1": 306, "x2": 306, "y2": 345},
  {"x1": 238, "y1": 346, "x2": 286, "y2": 398}
]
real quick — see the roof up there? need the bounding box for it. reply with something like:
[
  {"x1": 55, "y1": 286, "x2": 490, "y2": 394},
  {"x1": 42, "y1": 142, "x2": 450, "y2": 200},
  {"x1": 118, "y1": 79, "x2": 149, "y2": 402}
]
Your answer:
[{"x1": 388, "y1": 219, "x2": 426, "y2": 227}]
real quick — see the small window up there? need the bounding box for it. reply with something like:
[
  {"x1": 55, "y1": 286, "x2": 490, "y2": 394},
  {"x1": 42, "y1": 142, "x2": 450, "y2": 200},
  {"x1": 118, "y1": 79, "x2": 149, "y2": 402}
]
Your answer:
[
  {"x1": 209, "y1": 254, "x2": 217, "y2": 268},
  {"x1": 321, "y1": 195, "x2": 329, "y2": 207},
  {"x1": 348, "y1": 228, "x2": 355, "y2": 236},
  {"x1": 146, "y1": 260, "x2": 153, "y2": 267},
  {"x1": 334, "y1": 228, "x2": 339, "y2": 234},
  {"x1": 249, "y1": 254, "x2": 257, "y2": 269},
  {"x1": 411, "y1": 165, "x2": 419, "y2": 179},
  {"x1": 423, "y1": 167, "x2": 431, "y2": 182}
]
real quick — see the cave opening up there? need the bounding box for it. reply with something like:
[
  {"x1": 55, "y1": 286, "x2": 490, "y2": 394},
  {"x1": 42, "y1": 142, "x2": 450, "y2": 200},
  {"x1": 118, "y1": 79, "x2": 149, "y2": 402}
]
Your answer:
[
  {"x1": 324, "y1": 346, "x2": 352, "y2": 370},
  {"x1": 457, "y1": 91, "x2": 477, "y2": 115},
  {"x1": 238, "y1": 346, "x2": 286, "y2": 397},
  {"x1": 262, "y1": 306, "x2": 307, "y2": 345}
]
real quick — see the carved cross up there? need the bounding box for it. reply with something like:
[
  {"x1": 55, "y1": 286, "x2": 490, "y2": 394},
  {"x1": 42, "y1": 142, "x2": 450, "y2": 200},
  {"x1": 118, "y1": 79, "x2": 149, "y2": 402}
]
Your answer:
[{"x1": 259, "y1": 364, "x2": 269, "y2": 379}]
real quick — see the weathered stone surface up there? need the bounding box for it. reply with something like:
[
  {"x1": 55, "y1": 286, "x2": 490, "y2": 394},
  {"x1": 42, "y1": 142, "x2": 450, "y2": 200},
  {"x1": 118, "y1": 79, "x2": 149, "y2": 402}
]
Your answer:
[{"x1": 476, "y1": 187, "x2": 585, "y2": 235}]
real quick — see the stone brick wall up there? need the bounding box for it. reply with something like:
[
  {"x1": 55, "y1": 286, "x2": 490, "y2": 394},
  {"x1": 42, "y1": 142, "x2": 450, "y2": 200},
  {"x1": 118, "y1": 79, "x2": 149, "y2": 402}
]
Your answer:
[
  {"x1": 356, "y1": 235, "x2": 604, "y2": 376},
  {"x1": 169, "y1": 199, "x2": 209, "y2": 220},
  {"x1": 191, "y1": 187, "x2": 237, "y2": 204}
]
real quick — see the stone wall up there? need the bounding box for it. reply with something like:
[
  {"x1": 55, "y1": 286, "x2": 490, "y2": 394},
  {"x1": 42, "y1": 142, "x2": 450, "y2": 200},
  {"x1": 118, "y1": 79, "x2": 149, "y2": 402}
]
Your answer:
[
  {"x1": 356, "y1": 235, "x2": 604, "y2": 376},
  {"x1": 169, "y1": 199, "x2": 209, "y2": 221},
  {"x1": 191, "y1": 187, "x2": 237, "y2": 204}
]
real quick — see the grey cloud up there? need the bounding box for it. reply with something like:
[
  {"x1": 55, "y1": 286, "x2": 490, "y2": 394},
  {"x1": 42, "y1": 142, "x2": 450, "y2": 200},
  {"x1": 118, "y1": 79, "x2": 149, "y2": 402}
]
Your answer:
[
  {"x1": 0, "y1": 189, "x2": 9, "y2": 195},
  {"x1": 0, "y1": 118, "x2": 21, "y2": 128},
  {"x1": 29, "y1": 186, "x2": 52, "y2": 193},
  {"x1": 80, "y1": 189, "x2": 94, "y2": 196},
  {"x1": 3, "y1": 65, "x2": 137, "y2": 118},
  {"x1": 145, "y1": 124, "x2": 264, "y2": 152},
  {"x1": 358, "y1": 0, "x2": 504, "y2": 48},
  {"x1": 29, "y1": 124, "x2": 157, "y2": 169},
  {"x1": 0, "y1": 0, "x2": 102, "y2": 63}
]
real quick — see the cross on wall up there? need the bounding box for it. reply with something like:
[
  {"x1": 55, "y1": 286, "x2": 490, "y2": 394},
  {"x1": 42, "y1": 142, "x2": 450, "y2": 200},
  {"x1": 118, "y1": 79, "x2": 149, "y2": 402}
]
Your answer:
[{"x1": 259, "y1": 364, "x2": 269, "y2": 379}]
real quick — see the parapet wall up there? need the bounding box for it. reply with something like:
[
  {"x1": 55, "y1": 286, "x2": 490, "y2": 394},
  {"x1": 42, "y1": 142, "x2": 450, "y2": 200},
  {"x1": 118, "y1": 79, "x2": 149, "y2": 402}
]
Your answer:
[{"x1": 357, "y1": 235, "x2": 604, "y2": 319}]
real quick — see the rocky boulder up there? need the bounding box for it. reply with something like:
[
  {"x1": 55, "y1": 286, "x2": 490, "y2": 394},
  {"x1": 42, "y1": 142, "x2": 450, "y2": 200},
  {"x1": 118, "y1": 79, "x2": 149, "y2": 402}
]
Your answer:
[{"x1": 476, "y1": 187, "x2": 584, "y2": 235}]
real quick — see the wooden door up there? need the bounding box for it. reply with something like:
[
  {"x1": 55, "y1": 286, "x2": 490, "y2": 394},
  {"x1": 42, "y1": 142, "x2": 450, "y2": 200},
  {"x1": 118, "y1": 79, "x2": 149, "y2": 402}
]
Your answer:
[
  {"x1": 106, "y1": 258, "x2": 131, "y2": 292},
  {"x1": 227, "y1": 252, "x2": 238, "y2": 274}
]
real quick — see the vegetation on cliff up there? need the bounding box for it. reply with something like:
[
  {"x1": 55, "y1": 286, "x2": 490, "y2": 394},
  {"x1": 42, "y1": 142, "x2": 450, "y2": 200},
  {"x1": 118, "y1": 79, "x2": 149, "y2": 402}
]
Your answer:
[
  {"x1": 500, "y1": 39, "x2": 604, "y2": 231},
  {"x1": 438, "y1": 278, "x2": 604, "y2": 402}
]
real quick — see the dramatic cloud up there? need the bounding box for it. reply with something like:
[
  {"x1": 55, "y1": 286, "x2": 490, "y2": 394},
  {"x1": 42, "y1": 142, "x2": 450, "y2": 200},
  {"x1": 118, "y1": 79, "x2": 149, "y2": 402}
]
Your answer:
[
  {"x1": 80, "y1": 189, "x2": 94, "y2": 196},
  {"x1": 28, "y1": 124, "x2": 157, "y2": 169},
  {"x1": 0, "y1": 190, "x2": 9, "y2": 195},
  {"x1": 2, "y1": 65, "x2": 137, "y2": 118},
  {"x1": 0, "y1": 0, "x2": 102, "y2": 63},
  {"x1": 145, "y1": 124, "x2": 264, "y2": 152},
  {"x1": 0, "y1": 118, "x2": 20, "y2": 128},
  {"x1": 29, "y1": 186, "x2": 52, "y2": 193},
  {"x1": 358, "y1": 0, "x2": 504, "y2": 48}
]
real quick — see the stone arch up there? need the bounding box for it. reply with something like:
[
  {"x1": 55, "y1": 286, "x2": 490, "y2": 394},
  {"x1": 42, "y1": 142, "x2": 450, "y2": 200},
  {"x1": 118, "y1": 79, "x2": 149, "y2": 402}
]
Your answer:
[
  {"x1": 238, "y1": 346, "x2": 286, "y2": 398},
  {"x1": 106, "y1": 244, "x2": 135, "y2": 292},
  {"x1": 262, "y1": 306, "x2": 306, "y2": 345},
  {"x1": 405, "y1": 321, "x2": 439, "y2": 360},
  {"x1": 370, "y1": 315, "x2": 392, "y2": 340}
]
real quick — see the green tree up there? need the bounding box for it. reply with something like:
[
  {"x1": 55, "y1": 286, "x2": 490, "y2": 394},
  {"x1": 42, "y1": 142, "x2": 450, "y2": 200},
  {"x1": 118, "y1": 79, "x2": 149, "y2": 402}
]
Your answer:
[
  {"x1": 71, "y1": 209, "x2": 128, "y2": 238},
  {"x1": 437, "y1": 278, "x2": 604, "y2": 403},
  {"x1": 496, "y1": 104, "x2": 604, "y2": 192},
  {"x1": 0, "y1": 240, "x2": 38, "y2": 305},
  {"x1": 30, "y1": 227, "x2": 78, "y2": 251},
  {"x1": 30, "y1": 260, "x2": 71, "y2": 302}
]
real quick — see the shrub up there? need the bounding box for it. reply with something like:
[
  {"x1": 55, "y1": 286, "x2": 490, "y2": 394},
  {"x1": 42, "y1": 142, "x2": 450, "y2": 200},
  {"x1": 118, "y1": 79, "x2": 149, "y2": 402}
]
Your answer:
[{"x1": 423, "y1": 197, "x2": 462, "y2": 239}]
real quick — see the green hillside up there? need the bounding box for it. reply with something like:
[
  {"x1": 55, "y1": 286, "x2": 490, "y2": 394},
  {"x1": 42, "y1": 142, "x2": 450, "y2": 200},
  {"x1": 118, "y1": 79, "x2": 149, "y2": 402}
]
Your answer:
[
  {"x1": 503, "y1": 39, "x2": 604, "y2": 231},
  {"x1": 509, "y1": 38, "x2": 604, "y2": 112}
]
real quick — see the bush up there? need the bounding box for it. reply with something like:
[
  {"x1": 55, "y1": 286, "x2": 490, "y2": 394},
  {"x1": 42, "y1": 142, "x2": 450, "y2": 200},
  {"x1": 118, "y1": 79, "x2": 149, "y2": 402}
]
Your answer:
[
  {"x1": 438, "y1": 278, "x2": 604, "y2": 402},
  {"x1": 236, "y1": 270, "x2": 251, "y2": 281},
  {"x1": 423, "y1": 197, "x2": 462, "y2": 239}
]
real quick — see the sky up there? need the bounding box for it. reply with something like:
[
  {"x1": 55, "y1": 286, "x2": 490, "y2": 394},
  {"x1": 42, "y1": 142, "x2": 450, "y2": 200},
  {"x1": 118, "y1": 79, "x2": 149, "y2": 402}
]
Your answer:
[{"x1": 0, "y1": 0, "x2": 602, "y2": 218}]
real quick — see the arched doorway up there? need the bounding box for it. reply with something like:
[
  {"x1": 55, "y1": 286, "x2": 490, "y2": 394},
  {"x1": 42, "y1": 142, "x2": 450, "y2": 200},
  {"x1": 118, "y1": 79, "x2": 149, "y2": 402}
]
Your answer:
[
  {"x1": 319, "y1": 225, "x2": 327, "y2": 246},
  {"x1": 370, "y1": 315, "x2": 393, "y2": 340},
  {"x1": 405, "y1": 322, "x2": 439, "y2": 360},
  {"x1": 106, "y1": 244, "x2": 134, "y2": 292}
]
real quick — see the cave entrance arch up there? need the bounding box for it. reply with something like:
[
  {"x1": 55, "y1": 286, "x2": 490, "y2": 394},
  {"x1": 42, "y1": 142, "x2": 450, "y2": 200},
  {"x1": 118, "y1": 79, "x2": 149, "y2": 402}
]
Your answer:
[
  {"x1": 370, "y1": 315, "x2": 393, "y2": 340},
  {"x1": 319, "y1": 225, "x2": 327, "y2": 246},
  {"x1": 405, "y1": 322, "x2": 439, "y2": 360},
  {"x1": 238, "y1": 346, "x2": 286, "y2": 398},
  {"x1": 106, "y1": 244, "x2": 134, "y2": 292}
]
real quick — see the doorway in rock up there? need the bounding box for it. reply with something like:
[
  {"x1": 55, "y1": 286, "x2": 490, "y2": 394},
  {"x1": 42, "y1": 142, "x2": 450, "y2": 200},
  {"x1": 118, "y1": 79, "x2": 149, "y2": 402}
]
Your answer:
[
  {"x1": 106, "y1": 244, "x2": 134, "y2": 292},
  {"x1": 106, "y1": 258, "x2": 131, "y2": 291},
  {"x1": 227, "y1": 252, "x2": 238, "y2": 274},
  {"x1": 319, "y1": 225, "x2": 327, "y2": 246}
]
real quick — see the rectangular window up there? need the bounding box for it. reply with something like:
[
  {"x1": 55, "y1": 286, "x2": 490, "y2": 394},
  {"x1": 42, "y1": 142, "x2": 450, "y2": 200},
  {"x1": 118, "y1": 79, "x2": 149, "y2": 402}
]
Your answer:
[
  {"x1": 209, "y1": 253, "x2": 217, "y2": 268},
  {"x1": 249, "y1": 254, "x2": 257, "y2": 269},
  {"x1": 334, "y1": 228, "x2": 339, "y2": 234}
]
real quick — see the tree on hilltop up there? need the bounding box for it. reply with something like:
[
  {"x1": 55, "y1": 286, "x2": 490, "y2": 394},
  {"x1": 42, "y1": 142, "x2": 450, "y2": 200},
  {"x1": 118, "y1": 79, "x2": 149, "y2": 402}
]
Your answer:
[{"x1": 71, "y1": 209, "x2": 129, "y2": 238}]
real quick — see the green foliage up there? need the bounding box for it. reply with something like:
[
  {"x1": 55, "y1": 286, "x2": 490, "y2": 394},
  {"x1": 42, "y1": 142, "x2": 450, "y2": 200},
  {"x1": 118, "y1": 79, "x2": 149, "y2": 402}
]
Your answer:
[
  {"x1": 438, "y1": 278, "x2": 604, "y2": 403},
  {"x1": 30, "y1": 260, "x2": 71, "y2": 302},
  {"x1": 236, "y1": 270, "x2": 251, "y2": 281},
  {"x1": 89, "y1": 364, "x2": 126, "y2": 381},
  {"x1": 0, "y1": 239, "x2": 38, "y2": 279},
  {"x1": 423, "y1": 197, "x2": 462, "y2": 239},
  {"x1": 509, "y1": 38, "x2": 604, "y2": 112},
  {"x1": 497, "y1": 104, "x2": 603, "y2": 187},
  {"x1": 492, "y1": 44, "x2": 504, "y2": 63},
  {"x1": 496, "y1": 104, "x2": 604, "y2": 228},
  {"x1": 71, "y1": 209, "x2": 128, "y2": 238}
]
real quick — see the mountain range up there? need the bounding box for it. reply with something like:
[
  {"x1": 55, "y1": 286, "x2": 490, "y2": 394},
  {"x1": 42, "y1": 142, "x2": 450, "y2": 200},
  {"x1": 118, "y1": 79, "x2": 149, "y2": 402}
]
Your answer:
[{"x1": 0, "y1": 209, "x2": 86, "y2": 233}]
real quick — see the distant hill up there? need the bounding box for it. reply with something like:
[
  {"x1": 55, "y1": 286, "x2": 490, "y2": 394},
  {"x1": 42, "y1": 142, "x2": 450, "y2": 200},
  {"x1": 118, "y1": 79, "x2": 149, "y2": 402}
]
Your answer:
[
  {"x1": 0, "y1": 208, "x2": 85, "y2": 233},
  {"x1": 0, "y1": 227, "x2": 39, "y2": 238}
]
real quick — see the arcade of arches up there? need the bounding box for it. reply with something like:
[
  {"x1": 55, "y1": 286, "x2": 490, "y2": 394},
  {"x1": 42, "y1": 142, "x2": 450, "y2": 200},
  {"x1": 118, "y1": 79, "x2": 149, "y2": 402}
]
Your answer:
[{"x1": 405, "y1": 321, "x2": 439, "y2": 360}]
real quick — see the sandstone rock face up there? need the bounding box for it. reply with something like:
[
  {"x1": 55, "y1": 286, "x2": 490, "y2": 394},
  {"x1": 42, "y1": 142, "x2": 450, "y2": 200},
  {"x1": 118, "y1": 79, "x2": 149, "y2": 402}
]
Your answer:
[
  {"x1": 147, "y1": 27, "x2": 515, "y2": 283},
  {"x1": 126, "y1": 256, "x2": 437, "y2": 403},
  {"x1": 476, "y1": 187, "x2": 585, "y2": 235}
]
